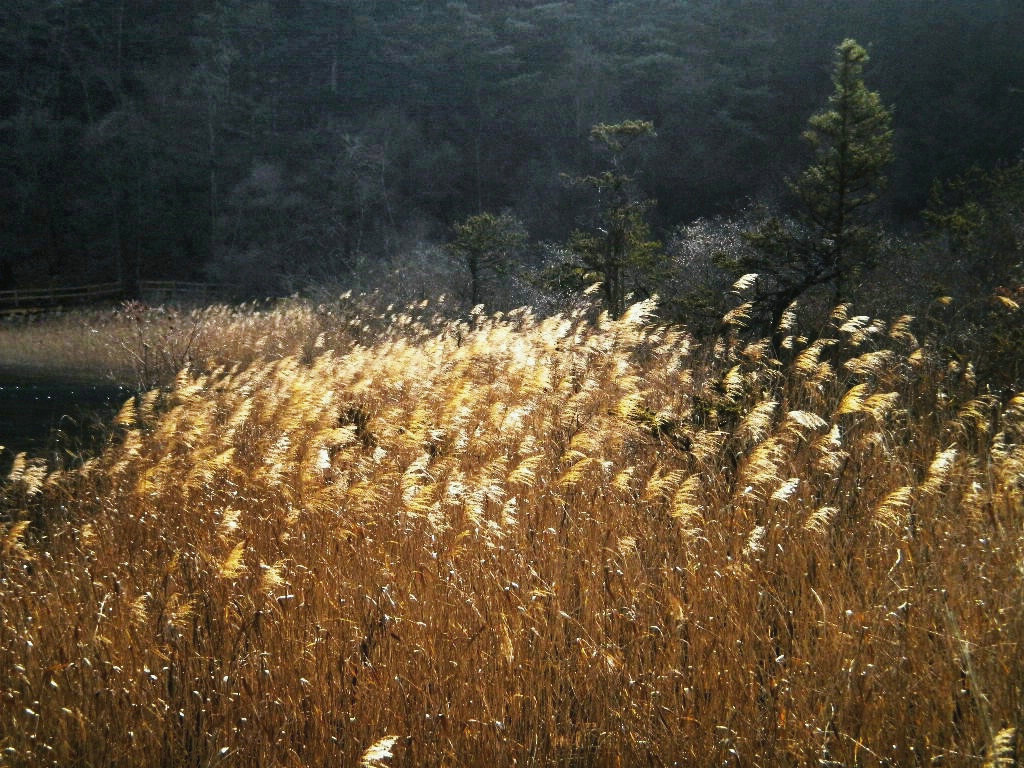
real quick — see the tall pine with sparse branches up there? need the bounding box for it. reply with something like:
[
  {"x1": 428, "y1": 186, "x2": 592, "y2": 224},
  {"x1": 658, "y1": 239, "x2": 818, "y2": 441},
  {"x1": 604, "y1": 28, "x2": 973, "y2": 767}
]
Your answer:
[
  {"x1": 567, "y1": 120, "x2": 662, "y2": 319},
  {"x1": 742, "y1": 39, "x2": 894, "y2": 333}
]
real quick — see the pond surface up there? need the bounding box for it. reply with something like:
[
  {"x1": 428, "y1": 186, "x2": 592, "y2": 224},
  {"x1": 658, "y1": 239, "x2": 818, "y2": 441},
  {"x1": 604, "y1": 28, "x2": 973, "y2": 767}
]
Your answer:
[{"x1": 0, "y1": 368, "x2": 132, "y2": 475}]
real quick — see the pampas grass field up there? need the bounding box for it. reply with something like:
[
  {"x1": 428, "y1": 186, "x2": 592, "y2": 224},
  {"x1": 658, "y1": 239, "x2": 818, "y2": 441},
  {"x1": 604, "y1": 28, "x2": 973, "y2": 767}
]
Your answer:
[
  {"x1": 0, "y1": 296, "x2": 391, "y2": 388},
  {"x1": 1, "y1": 293, "x2": 1021, "y2": 766}
]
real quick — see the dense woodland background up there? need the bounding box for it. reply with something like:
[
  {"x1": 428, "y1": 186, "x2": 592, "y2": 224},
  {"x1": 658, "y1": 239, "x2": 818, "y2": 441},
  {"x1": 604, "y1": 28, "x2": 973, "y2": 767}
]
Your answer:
[{"x1": 2, "y1": 0, "x2": 1023, "y2": 306}]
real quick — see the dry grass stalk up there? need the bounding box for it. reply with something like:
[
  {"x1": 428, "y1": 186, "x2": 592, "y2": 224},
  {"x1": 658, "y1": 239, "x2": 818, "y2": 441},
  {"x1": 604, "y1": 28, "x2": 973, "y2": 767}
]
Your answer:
[{"x1": 0, "y1": 295, "x2": 1021, "y2": 766}]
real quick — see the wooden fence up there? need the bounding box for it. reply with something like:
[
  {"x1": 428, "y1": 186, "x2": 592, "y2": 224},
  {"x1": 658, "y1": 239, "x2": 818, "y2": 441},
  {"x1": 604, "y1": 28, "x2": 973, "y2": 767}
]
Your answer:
[
  {"x1": 0, "y1": 280, "x2": 226, "y2": 316},
  {"x1": 0, "y1": 282, "x2": 123, "y2": 314}
]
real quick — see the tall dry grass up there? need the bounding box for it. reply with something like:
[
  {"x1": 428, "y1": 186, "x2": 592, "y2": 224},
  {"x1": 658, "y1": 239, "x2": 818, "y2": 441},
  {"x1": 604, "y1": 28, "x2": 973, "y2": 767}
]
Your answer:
[
  {"x1": 0, "y1": 293, "x2": 442, "y2": 388},
  {"x1": 1, "y1": 295, "x2": 1022, "y2": 766}
]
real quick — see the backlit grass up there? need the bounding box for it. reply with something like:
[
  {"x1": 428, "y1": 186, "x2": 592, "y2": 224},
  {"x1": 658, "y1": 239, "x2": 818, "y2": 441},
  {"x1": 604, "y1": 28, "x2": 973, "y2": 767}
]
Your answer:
[{"x1": 1, "y1": 296, "x2": 1021, "y2": 766}]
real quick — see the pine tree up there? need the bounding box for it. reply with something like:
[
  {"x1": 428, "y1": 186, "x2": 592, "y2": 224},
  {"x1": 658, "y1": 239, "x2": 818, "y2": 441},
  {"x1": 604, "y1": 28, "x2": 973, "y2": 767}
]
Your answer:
[
  {"x1": 567, "y1": 120, "x2": 662, "y2": 318},
  {"x1": 743, "y1": 39, "x2": 894, "y2": 331},
  {"x1": 448, "y1": 212, "x2": 526, "y2": 307}
]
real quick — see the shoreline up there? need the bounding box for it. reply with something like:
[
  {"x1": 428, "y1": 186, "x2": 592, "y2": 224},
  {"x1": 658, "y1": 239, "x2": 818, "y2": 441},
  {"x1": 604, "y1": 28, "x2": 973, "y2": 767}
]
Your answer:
[
  {"x1": 0, "y1": 361, "x2": 133, "y2": 388},
  {"x1": 0, "y1": 368, "x2": 133, "y2": 472}
]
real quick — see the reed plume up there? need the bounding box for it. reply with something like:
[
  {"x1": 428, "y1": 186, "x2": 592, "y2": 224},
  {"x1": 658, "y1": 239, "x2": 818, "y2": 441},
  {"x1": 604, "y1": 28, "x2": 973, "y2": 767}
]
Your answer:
[{"x1": 0, "y1": 293, "x2": 1021, "y2": 767}]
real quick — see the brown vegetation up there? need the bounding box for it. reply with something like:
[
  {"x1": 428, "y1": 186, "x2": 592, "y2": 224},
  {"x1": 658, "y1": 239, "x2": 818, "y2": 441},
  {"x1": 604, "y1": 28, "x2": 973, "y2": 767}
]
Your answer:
[
  {"x1": 0, "y1": 295, "x2": 420, "y2": 388},
  {"x1": 1, "y1": 295, "x2": 1022, "y2": 766}
]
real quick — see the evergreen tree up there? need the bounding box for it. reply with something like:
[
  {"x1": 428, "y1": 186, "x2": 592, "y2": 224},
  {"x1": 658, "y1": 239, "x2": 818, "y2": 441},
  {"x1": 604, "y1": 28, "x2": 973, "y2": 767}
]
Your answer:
[
  {"x1": 921, "y1": 158, "x2": 1024, "y2": 390},
  {"x1": 742, "y1": 39, "x2": 894, "y2": 331},
  {"x1": 448, "y1": 212, "x2": 526, "y2": 307},
  {"x1": 925, "y1": 159, "x2": 1024, "y2": 289},
  {"x1": 566, "y1": 120, "x2": 662, "y2": 318}
]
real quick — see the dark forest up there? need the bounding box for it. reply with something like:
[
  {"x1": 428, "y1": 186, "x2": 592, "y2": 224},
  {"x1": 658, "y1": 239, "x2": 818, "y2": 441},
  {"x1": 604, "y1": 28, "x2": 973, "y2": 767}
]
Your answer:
[{"x1": 2, "y1": 0, "x2": 1022, "y2": 311}]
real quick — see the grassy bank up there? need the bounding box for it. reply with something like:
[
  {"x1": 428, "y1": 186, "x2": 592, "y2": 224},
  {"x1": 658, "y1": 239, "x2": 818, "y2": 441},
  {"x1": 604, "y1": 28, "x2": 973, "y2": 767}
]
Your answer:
[
  {"x1": 1, "y1": 296, "x2": 1021, "y2": 766},
  {"x1": 0, "y1": 295, "x2": 412, "y2": 389}
]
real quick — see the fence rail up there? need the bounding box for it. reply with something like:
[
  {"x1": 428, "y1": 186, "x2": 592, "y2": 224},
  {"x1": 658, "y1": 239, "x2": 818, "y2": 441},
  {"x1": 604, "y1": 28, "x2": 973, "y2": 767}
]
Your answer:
[
  {"x1": 0, "y1": 280, "x2": 227, "y2": 315},
  {"x1": 0, "y1": 282, "x2": 124, "y2": 311}
]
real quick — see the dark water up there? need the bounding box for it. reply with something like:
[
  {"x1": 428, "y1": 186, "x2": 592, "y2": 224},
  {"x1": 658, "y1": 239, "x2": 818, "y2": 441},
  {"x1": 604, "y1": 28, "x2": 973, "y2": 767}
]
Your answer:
[{"x1": 0, "y1": 369, "x2": 132, "y2": 475}]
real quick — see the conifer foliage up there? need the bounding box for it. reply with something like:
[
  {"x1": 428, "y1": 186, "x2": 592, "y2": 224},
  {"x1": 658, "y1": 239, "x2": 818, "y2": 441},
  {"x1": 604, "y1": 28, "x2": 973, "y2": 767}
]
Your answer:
[
  {"x1": 566, "y1": 120, "x2": 662, "y2": 319},
  {"x1": 447, "y1": 212, "x2": 526, "y2": 307},
  {"x1": 743, "y1": 39, "x2": 894, "y2": 329}
]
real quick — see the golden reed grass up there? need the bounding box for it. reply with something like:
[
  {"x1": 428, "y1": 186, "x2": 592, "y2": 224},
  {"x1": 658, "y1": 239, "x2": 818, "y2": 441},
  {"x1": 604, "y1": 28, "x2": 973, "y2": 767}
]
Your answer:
[
  {"x1": 0, "y1": 293, "x2": 416, "y2": 387},
  {"x1": 1, "y1": 294, "x2": 1022, "y2": 766}
]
